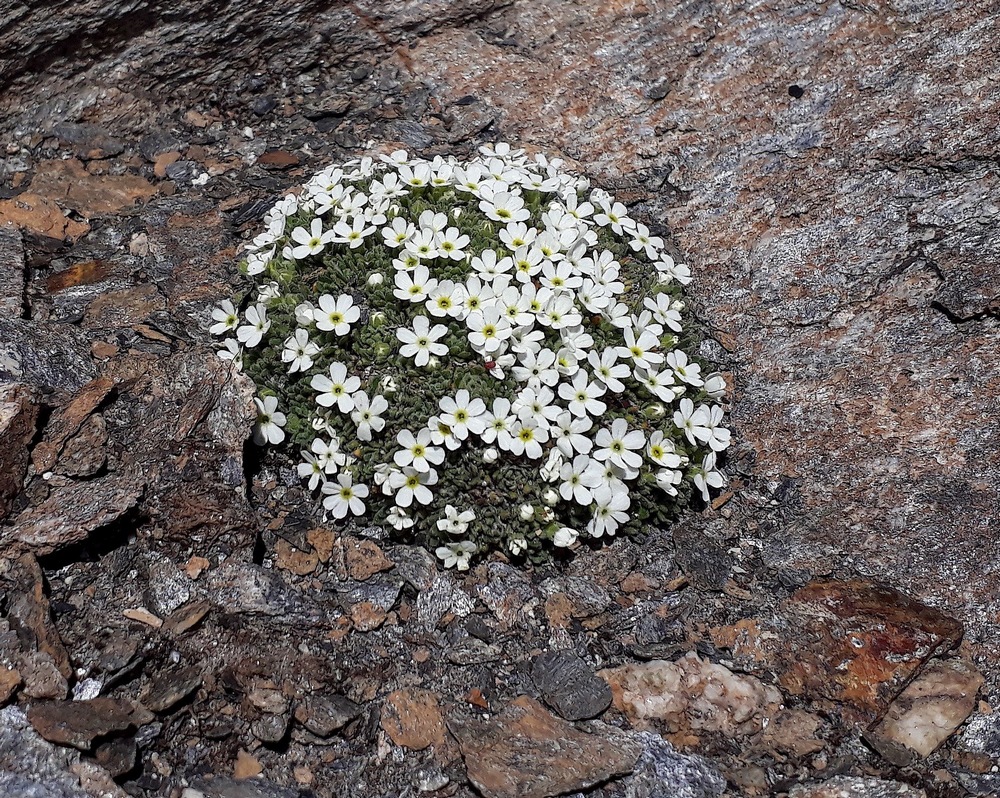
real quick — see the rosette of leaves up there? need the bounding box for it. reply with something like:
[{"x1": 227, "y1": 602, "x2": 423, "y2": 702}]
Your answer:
[{"x1": 211, "y1": 143, "x2": 731, "y2": 569}]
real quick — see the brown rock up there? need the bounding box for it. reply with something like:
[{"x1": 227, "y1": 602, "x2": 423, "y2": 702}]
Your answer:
[
  {"x1": 144, "y1": 666, "x2": 203, "y2": 713},
  {"x1": 27, "y1": 697, "x2": 152, "y2": 750},
  {"x1": 306, "y1": 528, "x2": 335, "y2": 563},
  {"x1": 447, "y1": 695, "x2": 643, "y2": 798},
  {"x1": 777, "y1": 580, "x2": 963, "y2": 725},
  {"x1": 82, "y1": 283, "x2": 165, "y2": 330},
  {"x1": 31, "y1": 374, "x2": 117, "y2": 472},
  {"x1": 19, "y1": 651, "x2": 68, "y2": 699},
  {"x1": 185, "y1": 556, "x2": 210, "y2": 579},
  {"x1": 0, "y1": 193, "x2": 90, "y2": 241},
  {"x1": 274, "y1": 538, "x2": 319, "y2": 576},
  {"x1": 350, "y1": 601, "x2": 387, "y2": 632},
  {"x1": 600, "y1": 652, "x2": 782, "y2": 738},
  {"x1": 57, "y1": 412, "x2": 108, "y2": 477},
  {"x1": 29, "y1": 158, "x2": 158, "y2": 218},
  {"x1": 381, "y1": 688, "x2": 446, "y2": 751},
  {"x1": 344, "y1": 537, "x2": 393, "y2": 581},
  {"x1": 6, "y1": 554, "x2": 71, "y2": 678},
  {"x1": 0, "y1": 665, "x2": 21, "y2": 704},
  {"x1": 233, "y1": 749, "x2": 263, "y2": 779},
  {"x1": 864, "y1": 658, "x2": 984, "y2": 765},
  {"x1": 153, "y1": 150, "x2": 182, "y2": 178},
  {"x1": 788, "y1": 776, "x2": 927, "y2": 798},
  {"x1": 163, "y1": 600, "x2": 211, "y2": 635},
  {"x1": 0, "y1": 382, "x2": 37, "y2": 521},
  {"x1": 257, "y1": 150, "x2": 300, "y2": 169},
  {"x1": 294, "y1": 694, "x2": 362, "y2": 737},
  {"x1": 45, "y1": 259, "x2": 114, "y2": 292},
  {"x1": 754, "y1": 709, "x2": 826, "y2": 758}
]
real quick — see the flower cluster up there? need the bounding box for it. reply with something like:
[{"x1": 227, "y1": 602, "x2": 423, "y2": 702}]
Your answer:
[{"x1": 212, "y1": 143, "x2": 730, "y2": 568}]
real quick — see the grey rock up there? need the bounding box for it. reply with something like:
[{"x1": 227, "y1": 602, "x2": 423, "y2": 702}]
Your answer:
[
  {"x1": 143, "y1": 666, "x2": 202, "y2": 713},
  {"x1": 0, "y1": 772, "x2": 89, "y2": 798},
  {"x1": 293, "y1": 695, "x2": 362, "y2": 737},
  {"x1": 539, "y1": 576, "x2": 611, "y2": 619},
  {"x1": 788, "y1": 776, "x2": 927, "y2": 798},
  {"x1": 416, "y1": 573, "x2": 474, "y2": 630},
  {"x1": 0, "y1": 319, "x2": 96, "y2": 395},
  {"x1": 0, "y1": 227, "x2": 24, "y2": 317},
  {"x1": 531, "y1": 650, "x2": 612, "y2": 721},
  {"x1": 0, "y1": 707, "x2": 91, "y2": 797},
  {"x1": 251, "y1": 712, "x2": 290, "y2": 744},
  {"x1": 202, "y1": 563, "x2": 322, "y2": 623},
  {"x1": 183, "y1": 776, "x2": 303, "y2": 798},
  {"x1": 138, "y1": 131, "x2": 185, "y2": 162},
  {"x1": 478, "y1": 562, "x2": 539, "y2": 628},
  {"x1": 624, "y1": 733, "x2": 726, "y2": 798},
  {"x1": 448, "y1": 638, "x2": 502, "y2": 666}
]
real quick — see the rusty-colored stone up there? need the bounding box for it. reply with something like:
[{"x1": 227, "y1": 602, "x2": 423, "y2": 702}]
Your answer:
[
  {"x1": 0, "y1": 192, "x2": 90, "y2": 241},
  {"x1": 343, "y1": 537, "x2": 393, "y2": 581},
  {"x1": 27, "y1": 697, "x2": 152, "y2": 750},
  {"x1": 6, "y1": 554, "x2": 72, "y2": 678},
  {"x1": 448, "y1": 696, "x2": 643, "y2": 798},
  {"x1": 0, "y1": 383, "x2": 37, "y2": 521},
  {"x1": 777, "y1": 580, "x2": 963, "y2": 725},
  {"x1": 380, "y1": 688, "x2": 446, "y2": 751},
  {"x1": 29, "y1": 158, "x2": 158, "y2": 218}
]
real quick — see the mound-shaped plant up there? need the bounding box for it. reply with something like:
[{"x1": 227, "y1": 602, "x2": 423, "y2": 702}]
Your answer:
[{"x1": 211, "y1": 143, "x2": 730, "y2": 569}]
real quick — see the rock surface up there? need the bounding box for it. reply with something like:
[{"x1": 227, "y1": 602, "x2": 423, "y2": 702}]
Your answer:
[{"x1": 447, "y1": 695, "x2": 643, "y2": 798}]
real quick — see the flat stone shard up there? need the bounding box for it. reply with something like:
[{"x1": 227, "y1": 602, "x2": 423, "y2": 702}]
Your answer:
[
  {"x1": 448, "y1": 695, "x2": 643, "y2": 798},
  {"x1": 776, "y1": 580, "x2": 963, "y2": 725},
  {"x1": 27, "y1": 698, "x2": 152, "y2": 750},
  {"x1": 0, "y1": 382, "x2": 37, "y2": 521},
  {"x1": 864, "y1": 658, "x2": 984, "y2": 765},
  {"x1": 0, "y1": 226, "x2": 24, "y2": 317},
  {"x1": 788, "y1": 776, "x2": 927, "y2": 798},
  {"x1": 380, "y1": 688, "x2": 446, "y2": 751},
  {"x1": 294, "y1": 695, "x2": 361, "y2": 738},
  {"x1": 531, "y1": 649, "x2": 613, "y2": 721}
]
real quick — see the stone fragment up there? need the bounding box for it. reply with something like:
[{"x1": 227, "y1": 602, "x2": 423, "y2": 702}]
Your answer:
[
  {"x1": 202, "y1": 563, "x2": 322, "y2": 624},
  {"x1": 143, "y1": 666, "x2": 202, "y2": 713},
  {"x1": 539, "y1": 576, "x2": 612, "y2": 621},
  {"x1": 864, "y1": 658, "x2": 983, "y2": 765},
  {"x1": 623, "y1": 732, "x2": 726, "y2": 798},
  {"x1": 247, "y1": 682, "x2": 288, "y2": 716},
  {"x1": 6, "y1": 554, "x2": 71, "y2": 679},
  {"x1": 4, "y1": 473, "x2": 143, "y2": 557},
  {"x1": 293, "y1": 695, "x2": 361, "y2": 738},
  {"x1": 233, "y1": 749, "x2": 263, "y2": 779},
  {"x1": 0, "y1": 382, "x2": 36, "y2": 521},
  {"x1": 27, "y1": 698, "x2": 152, "y2": 750},
  {"x1": 600, "y1": 652, "x2": 782, "y2": 737},
  {"x1": 448, "y1": 696, "x2": 642, "y2": 798},
  {"x1": 51, "y1": 123, "x2": 124, "y2": 160},
  {"x1": 0, "y1": 319, "x2": 97, "y2": 395},
  {"x1": 19, "y1": 652, "x2": 68, "y2": 700},
  {"x1": 153, "y1": 151, "x2": 181, "y2": 178},
  {"x1": 56, "y1": 413, "x2": 108, "y2": 478},
  {"x1": 31, "y1": 375, "x2": 116, "y2": 473},
  {"x1": 0, "y1": 226, "x2": 24, "y2": 317},
  {"x1": 122, "y1": 608, "x2": 162, "y2": 628},
  {"x1": 777, "y1": 580, "x2": 963, "y2": 725},
  {"x1": 29, "y1": 159, "x2": 158, "y2": 218},
  {"x1": 343, "y1": 537, "x2": 393, "y2": 581},
  {"x1": 81, "y1": 284, "x2": 165, "y2": 330},
  {"x1": 251, "y1": 712, "x2": 289, "y2": 744},
  {"x1": 380, "y1": 688, "x2": 446, "y2": 751},
  {"x1": 0, "y1": 665, "x2": 21, "y2": 704},
  {"x1": 0, "y1": 193, "x2": 90, "y2": 241},
  {"x1": 754, "y1": 709, "x2": 825, "y2": 758},
  {"x1": 93, "y1": 736, "x2": 136, "y2": 778},
  {"x1": 788, "y1": 776, "x2": 927, "y2": 798},
  {"x1": 477, "y1": 562, "x2": 539, "y2": 628},
  {"x1": 257, "y1": 150, "x2": 300, "y2": 169},
  {"x1": 273, "y1": 538, "x2": 318, "y2": 576},
  {"x1": 350, "y1": 602, "x2": 387, "y2": 632},
  {"x1": 183, "y1": 776, "x2": 302, "y2": 798},
  {"x1": 163, "y1": 600, "x2": 210, "y2": 636},
  {"x1": 531, "y1": 650, "x2": 612, "y2": 721}
]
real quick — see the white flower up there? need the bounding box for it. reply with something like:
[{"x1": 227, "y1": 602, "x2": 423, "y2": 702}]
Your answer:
[
  {"x1": 539, "y1": 447, "x2": 564, "y2": 483},
  {"x1": 295, "y1": 301, "x2": 316, "y2": 327},
  {"x1": 439, "y1": 390, "x2": 487, "y2": 440},
  {"x1": 236, "y1": 303, "x2": 270, "y2": 348},
  {"x1": 350, "y1": 391, "x2": 389, "y2": 442},
  {"x1": 394, "y1": 265, "x2": 438, "y2": 303},
  {"x1": 314, "y1": 294, "x2": 361, "y2": 336},
  {"x1": 483, "y1": 447, "x2": 499, "y2": 464},
  {"x1": 311, "y1": 436, "x2": 346, "y2": 474},
  {"x1": 466, "y1": 306, "x2": 512, "y2": 353},
  {"x1": 397, "y1": 315, "x2": 449, "y2": 366},
  {"x1": 332, "y1": 214, "x2": 377, "y2": 248},
  {"x1": 667, "y1": 350, "x2": 704, "y2": 387},
  {"x1": 281, "y1": 329, "x2": 320, "y2": 374},
  {"x1": 290, "y1": 217, "x2": 335, "y2": 259},
  {"x1": 481, "y1": 398, "x2": 516, "y2": 450},
  {"x1": 426, "y1": 280, "x2": 464, "y2": 318},
  {"x1": 257, "y1": 281, "x2": 281, "y2": 304},
  {"x1": 405, "y1": 228, "x2": 439, "y2": 260},
  {"x1": 559, "y1": 454, "x2": 603, "y2": 506},
  {"x1": 673, "y1": 398, "x2": 712, "y2": 446},
  {"x1": 509, "y1": 537, "x2": 528, "y2": 555},
  {"x1": 382, "y1": 216, "x2": 415, "y2": 248},
  {"x1": 436, "y1": 226, "x2": 470, "y2": 261},
  {"x1": 507, "y1": 417, "x2": 548, "y2": 459},
  {"x1": 593, "y1": 198, "x2": 635, "y2": 235},
  {"x1": 437, "y1": 505, "x2": 476, "y2": 535},
  {"x1": 253, "y1": 396, "x2": 286, "y2": 445},
  {"x1": 389, "y1": 466, "x2": 438, "y2": 507},
  {"x1": 552, "y1": 411, "x2": 593, "y2": 457},
  {"x1": 644, "y1": 293, "x2": 683, "y2": 332},
  {"x1": 629, "y1": 222, "x2": 664, "y2": 260},
  {"x1": 322, "y1": 473, "x2": 369, "y2": 518},
  {"x1": 594, "y1": 419, "x2": 646, "y2": 470},
  {"x1": 394, "y1": 428, "x2": 445, "y2": 473},
  {"x1": 386, "y1": 505, "x2": 415, "y2": 530},
  {"x1": 436, "y1": 540, "x2": 476, "y2": 571},
  {"x1": 519, "y1": 504, "x2": 535, "y2": 521},
  {"x1": 217, "y1": 338, "x2": 243, "y2": 369},
  {"x1": 619, "y1": 327, "x2": 663, "y2": 370},
  {"x1": 553, "y1": 527, "x2": 579, "y2": 547},
  {"x1": 297, "y1": 452, "x2": 325, "y2": 491},
  {"x1": 634, "y1": 366, "x2": 676, "y2": 402},
  {"x1": 587, "y1": 348, "x2": 629, "y2": 393},
  {"x1": 692, "y1": 452, "x2": 726, "y2": 502},
  {"x1": 647, "y1": 430, "x2": 682, "y2": 468},
  {"x1": 558, "y1": 369, "x2": 607, "y2": 418},
  {"x1": 479, "y1": 189, "x2": 529, "y2": 223},
  {"x1": 471, "y1": 249, "x2": 513, "y2": 279},
  {"x1": 701, "y1": 404, "x2": 732, "y2": 452},
  {"x1": 656, "y1": 468, "x2": 683, "y2": 496},
  {"x1": 499, "y1": 222, "x2": 536, "y2": 250},
  {"x1": 426, "y1": 414, "x2": 462, "y2": 452},
  {"x1": 311, "y1": 362, "x2": 361, "y2": 413},
  {"x1": 588, "y1": 485, "x2": 630, "y2": 538},
  {"x1": 210, "y1": 300, "x2": 239, "y2": 336},
  {"x1": 512, "y1": 386, "x2": 560, "y2": 429},
  {"x1": 380, "y1": 375, "x2": 399, "y2": 394},
  {"x1": 512, "y1": 348, "x2": 559, "y2": 387}
]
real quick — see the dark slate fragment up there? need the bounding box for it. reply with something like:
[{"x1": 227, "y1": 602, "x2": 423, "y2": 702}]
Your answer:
[
  {"x1": 531, "y1": 650, "x2": 612, "y2": 721},
  {"x1": 293, "y1": 695, "x2": 362, "y2": 737}
]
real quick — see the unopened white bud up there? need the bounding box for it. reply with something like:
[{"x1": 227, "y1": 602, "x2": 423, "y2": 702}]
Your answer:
[
  {"x1": 519, "y1": 504, "x2": 534, "y2": 521},
  {"x1": 367, "y1": 272, "x2": 384, "y2": 286},
  {"x1": 542, "y1": 489, "x2": 559, "y2": 506},
  {"x1": 483, "y1": 447, "x2": 499, "y2": 464}
]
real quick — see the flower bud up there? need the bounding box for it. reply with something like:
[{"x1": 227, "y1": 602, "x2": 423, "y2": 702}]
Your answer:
[
  {"x1": 553, "y1": 527, "x2": 579, "y2": 548},
  {"x1": 542, "y1": 489, "x2": 559, "y2": 506},
  {"x1": 379, "y1": 375, "x2": 398, "y2": 394},
  {"x1": 426, "y1": 356, "x2": 440, "y2": 371},
  {"x1": 519, "y1": 504, "x2": 534, "y2": 521},
  {"x1": 374, "y1": 342, "x2": 391, "y2": 359},
  {"x1": 540, "y1": 508, "x2": 555, "y2": 522},
  {"x1": 369, "y1": 311, "x2": 387, "y2": 328},
  {"x1": 643, "y1": 403, "x2": 666, "y2": 419},
  {"x1": 367, "y1": 272, "x2": 384, "y2": 286},
  {"x1": 483, "y1": 447, "x2": 499, "y2": 464}
]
